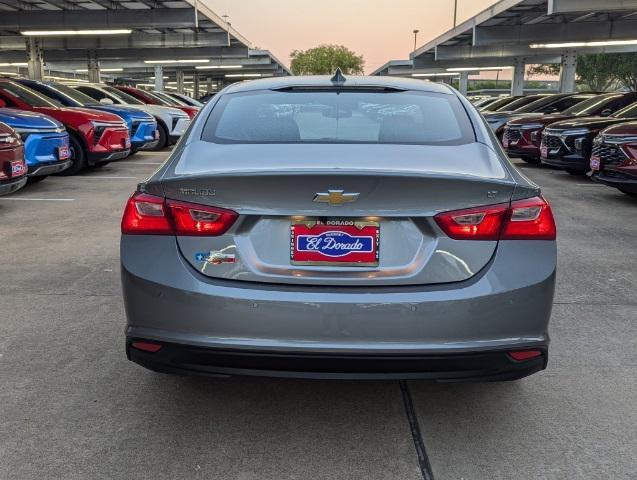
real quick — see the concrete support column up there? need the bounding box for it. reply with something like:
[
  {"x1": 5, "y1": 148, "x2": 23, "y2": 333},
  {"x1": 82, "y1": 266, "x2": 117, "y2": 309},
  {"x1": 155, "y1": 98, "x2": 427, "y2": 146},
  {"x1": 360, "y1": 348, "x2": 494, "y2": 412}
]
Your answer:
[
  {"x1": 559, "y1": 50, "x2": 577, "y2": 93},
  {"x1": 87, "y1": 51, "x2": 101, "y2": 84},
  {"x1": 26, "y1": 37, "x2": 44, "y2": 81},
  {"x1": 510, "y1": 58, "x2": 525, "y2": 96},
  {"x1": 175, "y1": 69, "x2": 184, "y2": 94},
  {"x1": 193, "y1": 73, "x2": 200, "y2": 98},
  {"x1": 154, "y1": 65, "x2": 164, "y2": 91},
  {"x1": 458, "y1": 71, "x2": 469, "y2": 96},
  {"x1": 206, "y1": 77, "x2": 212, "y2": 94}
]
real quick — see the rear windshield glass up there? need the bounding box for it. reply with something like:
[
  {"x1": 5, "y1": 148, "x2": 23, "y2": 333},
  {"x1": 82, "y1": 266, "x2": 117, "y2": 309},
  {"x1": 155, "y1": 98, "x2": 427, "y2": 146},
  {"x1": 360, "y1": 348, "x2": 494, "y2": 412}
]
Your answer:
[
  {"x1": 615, "y1": 101, "x2": 637, "y2": 118},
  {"x1": 102, "y1": 86, "x2": 145, "y2": 105},
  {"x1": 202, "y1": 89, "x2": 474, "y2": 145}
]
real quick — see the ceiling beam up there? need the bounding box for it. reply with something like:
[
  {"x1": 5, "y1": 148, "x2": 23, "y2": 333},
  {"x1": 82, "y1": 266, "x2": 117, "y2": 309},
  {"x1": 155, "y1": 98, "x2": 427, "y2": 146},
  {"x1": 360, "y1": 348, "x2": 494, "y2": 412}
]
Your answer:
[
  {"x1": 548, "y1": 0, "x2": 637, "y2": 14},
  {"x1": 0, "y1": 32, "x2": 230, "y2": 51},
  {"x1": 474, "y1": 19, "x2": 637, "y2": 46},
  {"x1": 434, "y1": 43, "x2": 637, "y2": 61},
  {"x1": 0, "y1": 8, "x2": 197, "y2": 30}
]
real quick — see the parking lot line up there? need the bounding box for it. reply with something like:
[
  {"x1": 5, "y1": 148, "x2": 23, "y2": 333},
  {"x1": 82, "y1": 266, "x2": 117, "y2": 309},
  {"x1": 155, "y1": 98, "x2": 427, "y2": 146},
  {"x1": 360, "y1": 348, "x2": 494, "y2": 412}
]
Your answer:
[
  {"x1": 399, "y1": 381, "x2": 434, "y2": 480},
  {"x1": 0, "y1": 197, "x2": 75, "y2": 202},
  {"x1": 120, "y1": 162, "x2": 163, "y2": 165},
  {"x1": 81, "y1": 176, "x2": 138, "y2": 179}
]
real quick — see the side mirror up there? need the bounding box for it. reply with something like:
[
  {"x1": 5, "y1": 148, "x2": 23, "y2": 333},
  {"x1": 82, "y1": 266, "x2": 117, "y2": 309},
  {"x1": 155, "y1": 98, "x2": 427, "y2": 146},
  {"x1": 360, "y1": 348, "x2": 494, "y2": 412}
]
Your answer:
[
  {"x1": 600, "y1": 108, "x2": 613, "y2": 117},
  {"x1": 0, "y1": 98, "x2": 6, "y2": 108},
  {"x1": 99, "y1": 97, "x2": 114, "y2": 105}
]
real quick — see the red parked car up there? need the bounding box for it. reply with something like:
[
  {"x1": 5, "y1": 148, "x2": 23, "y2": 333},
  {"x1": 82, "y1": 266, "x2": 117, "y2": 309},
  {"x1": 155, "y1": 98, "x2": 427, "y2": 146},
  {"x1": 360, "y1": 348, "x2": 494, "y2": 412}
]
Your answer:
[
  {"x1": 0, "y1": 79, "x2": 130, "y2": 175},
  {"x1": 0, "y1": 121, "x2": 27, "y2": 195},
  {"x1": 590, "y1": 122, "x2": 637, "y2": 197},
  {"x1": 115, "y1": 86, "x2": 200, "y2": 119}
]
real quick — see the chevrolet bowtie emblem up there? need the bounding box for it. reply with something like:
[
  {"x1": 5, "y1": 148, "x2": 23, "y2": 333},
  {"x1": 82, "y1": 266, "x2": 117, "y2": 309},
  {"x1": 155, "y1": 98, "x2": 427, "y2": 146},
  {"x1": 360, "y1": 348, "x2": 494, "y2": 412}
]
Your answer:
[{"x1": 313, "y1": 189, "x2": 360, "y2": 206}]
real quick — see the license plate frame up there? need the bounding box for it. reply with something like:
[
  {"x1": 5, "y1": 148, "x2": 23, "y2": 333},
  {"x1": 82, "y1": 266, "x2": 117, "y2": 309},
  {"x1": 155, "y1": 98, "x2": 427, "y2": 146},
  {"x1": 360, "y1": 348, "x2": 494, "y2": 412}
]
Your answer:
[
  {"x1": 58, "y1": 145, "x2": 70, "y2": 160},
  {"x1": 540, "y1": 144, "x2": 548, "y2": 158},
  {"x1": 502, "y1": 138, "x2": 509, "y2": 148},
  {"x1": 10, "y1": 160, "x2": 25, "y2": 177},
  {"x1": 590, "y1": 155, "x2": 601, "y2": 171},
  {"x1": 290, "y1": 218, "x2": 380, "y2": 267}
]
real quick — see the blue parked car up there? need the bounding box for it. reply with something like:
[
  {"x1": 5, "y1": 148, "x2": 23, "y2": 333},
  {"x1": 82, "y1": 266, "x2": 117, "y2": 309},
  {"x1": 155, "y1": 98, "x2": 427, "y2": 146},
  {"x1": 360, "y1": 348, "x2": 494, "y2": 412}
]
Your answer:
[
  {"x1": 0, "y1": 107, "x2": 71, "y2": 182},
  {"x1": 18, "y1": 79, "x2": 158, "y2": 154}
]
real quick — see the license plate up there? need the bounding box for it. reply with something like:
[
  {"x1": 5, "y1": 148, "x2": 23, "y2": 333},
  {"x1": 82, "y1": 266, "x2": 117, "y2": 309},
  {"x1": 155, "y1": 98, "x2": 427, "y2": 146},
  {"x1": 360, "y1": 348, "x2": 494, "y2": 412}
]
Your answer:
[
  {"x1": 590, "y1": 156, "x2": 601, "y2": 171},
  {"x1": 124, "y1": 137, "x2": 131, "y2": 148},
  {"x1": 153, "y1": 129, "x2": 159, "y2": 140},
  {"x1": 291, "y1": 219, "x2": 379, "y2": 266},
  {"x1": 58, "y1": 145, "x2": 70, "y2": 160},
  {"x1": 503, "y1": 138, "x2": 509, "y2": 148},
  {"x1": 11, "y1": 160, "x2": 25, "y2": 177},
  {"x1": 540, "y1": 144, "x2": 548, "y2": 158}
]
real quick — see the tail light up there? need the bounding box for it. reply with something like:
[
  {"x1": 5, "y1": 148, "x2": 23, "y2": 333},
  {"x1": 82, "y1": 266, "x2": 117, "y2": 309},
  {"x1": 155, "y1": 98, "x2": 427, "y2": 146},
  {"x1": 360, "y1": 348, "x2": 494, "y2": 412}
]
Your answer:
[
  {"x1": 435, "y1": 196, "x2": 556, "y2": 241},
  {"x1": 121, "y1": 192, "x2": 238, "y2": 236},
  {"x1": 508, "y1": 350, "x2": 542, "y2": 361}
]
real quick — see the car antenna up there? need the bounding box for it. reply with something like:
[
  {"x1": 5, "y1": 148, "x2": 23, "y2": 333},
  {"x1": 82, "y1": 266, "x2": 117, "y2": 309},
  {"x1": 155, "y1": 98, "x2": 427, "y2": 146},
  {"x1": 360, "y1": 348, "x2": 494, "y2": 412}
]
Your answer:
[{"x1": 330, "y1": 67, "x2": 346, "y2": 85}]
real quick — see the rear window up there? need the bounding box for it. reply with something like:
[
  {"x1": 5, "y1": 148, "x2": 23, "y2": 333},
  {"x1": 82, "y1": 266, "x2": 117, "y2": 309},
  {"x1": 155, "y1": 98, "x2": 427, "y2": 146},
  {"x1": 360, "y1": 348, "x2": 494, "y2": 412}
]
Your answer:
[{"x1": 201, "y1": 89, "x2": 474, "y2": 145}]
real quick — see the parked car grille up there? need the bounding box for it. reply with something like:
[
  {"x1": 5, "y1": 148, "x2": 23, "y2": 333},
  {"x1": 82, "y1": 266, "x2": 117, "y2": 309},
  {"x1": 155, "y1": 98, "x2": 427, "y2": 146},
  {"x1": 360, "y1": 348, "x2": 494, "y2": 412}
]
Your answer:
[
  {"x1": 542, "y1": 133, "x2": 562, "y2": 150},
  {"x1": 503, "y1": 128, "x2": 522, "y2": 143},
  {"x1": 592, "y1": 142, "x2": 627, "y2": 167},
  {"x1": 130, "y1": 120, "x2": 141, "y2": 137}
]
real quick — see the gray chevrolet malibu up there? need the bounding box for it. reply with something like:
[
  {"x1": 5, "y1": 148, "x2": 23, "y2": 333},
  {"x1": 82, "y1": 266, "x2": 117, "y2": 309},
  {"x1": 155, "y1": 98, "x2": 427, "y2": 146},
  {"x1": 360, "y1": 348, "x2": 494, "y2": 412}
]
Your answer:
[{"x1": 121, "y1": 74, "x2": 556, "y2": 381}]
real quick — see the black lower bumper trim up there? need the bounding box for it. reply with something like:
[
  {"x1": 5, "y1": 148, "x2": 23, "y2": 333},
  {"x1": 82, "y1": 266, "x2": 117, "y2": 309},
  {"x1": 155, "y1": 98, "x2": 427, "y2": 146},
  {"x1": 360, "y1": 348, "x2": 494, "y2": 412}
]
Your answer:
[
  {"x1": 87, "y1": 149, "x2": 130, "y2": 165},
  {"x1": 591, "y1": 172, "x2": 637, "y2": 193},
  {"x1": 126, "y1": 339, "x2": 548, "y2": 382},
  {"x1": 0, "y1": 176, "x2": 27, "y2": 196},
  {"x1": 28, "y1": 159, "x2": 72, "y2": 177}
]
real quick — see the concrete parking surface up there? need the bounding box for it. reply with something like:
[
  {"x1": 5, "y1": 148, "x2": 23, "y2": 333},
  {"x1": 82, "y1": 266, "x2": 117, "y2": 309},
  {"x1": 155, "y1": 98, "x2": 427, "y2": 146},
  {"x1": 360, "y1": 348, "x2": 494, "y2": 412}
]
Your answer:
[{"x1": 1, "y1": 152, "x2": 635, "y2": 480}]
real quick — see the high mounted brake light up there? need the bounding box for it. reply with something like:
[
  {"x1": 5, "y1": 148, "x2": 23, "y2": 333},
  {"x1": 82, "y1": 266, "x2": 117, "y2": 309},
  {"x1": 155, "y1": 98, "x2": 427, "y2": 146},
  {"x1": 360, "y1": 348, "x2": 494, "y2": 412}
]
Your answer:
[
  {"x1": 434, "y1": 196, "x2": 556, "y2": 241},
  {"x1": 121, "y1": 192, "x2": 238, "y2": 236}
]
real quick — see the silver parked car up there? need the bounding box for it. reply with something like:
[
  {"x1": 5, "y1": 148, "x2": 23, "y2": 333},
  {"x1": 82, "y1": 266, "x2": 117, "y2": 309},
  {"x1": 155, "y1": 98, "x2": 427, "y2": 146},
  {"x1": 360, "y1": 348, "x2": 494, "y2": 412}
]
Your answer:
[{"x1": 121, "y1": 74, "x2": 557, "y2": 381}]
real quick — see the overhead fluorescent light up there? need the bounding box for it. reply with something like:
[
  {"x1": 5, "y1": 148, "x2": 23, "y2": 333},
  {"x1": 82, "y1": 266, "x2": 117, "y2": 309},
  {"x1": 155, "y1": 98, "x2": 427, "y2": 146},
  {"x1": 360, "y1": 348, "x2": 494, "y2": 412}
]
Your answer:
[
  {"x1": 144, "y1": 59, "x2": 210, "y2": 64},
  {"x1": 411, "y1": 72, "x2": 460, "y2": 77},
  {"x1": 149, "y1": 76, "x2": 169, "y2": 79},
  {"x1": 75, "y1": 68, "x2": 123, "y2": 73},
  {"x1": 21, "y1": 29, "x2": 132, "y2": 36},
  {"x1": 44, "y1": 75, "x2": 89, "y2": 83},
  {"x1": 447, "y1": 66, "x2": 513, "y2": 72},
  {"x1": 195, "y1": 65, "x2": 242, "y2": 70},
  {"x1": 0, "y1": 62, "x2": 28, "y2": 67},
  {"x1": 530, "y1": 39, "x2": 637, "y2": 48},
  {"x1": 225, "y1": 73, "x2": 262, "y2": 78}
]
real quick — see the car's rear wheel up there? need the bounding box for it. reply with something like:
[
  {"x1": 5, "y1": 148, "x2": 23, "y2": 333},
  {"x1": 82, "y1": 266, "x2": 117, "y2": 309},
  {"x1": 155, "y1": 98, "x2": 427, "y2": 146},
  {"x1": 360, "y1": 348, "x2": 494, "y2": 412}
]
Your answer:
[
  {"x1": 148, "y1": 124, "x2": 168, "y2": 151},
  {"x1": 55, "y1": 134, "x2": 86, "y2": 176}
]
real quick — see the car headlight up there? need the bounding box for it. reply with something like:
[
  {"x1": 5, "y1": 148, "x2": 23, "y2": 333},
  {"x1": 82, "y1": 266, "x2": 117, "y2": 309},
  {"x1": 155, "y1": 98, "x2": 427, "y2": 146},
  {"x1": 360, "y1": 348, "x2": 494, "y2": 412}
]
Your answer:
[
  {"x1": 91, "y1": 121, "x2": 126, "y2": 145},
  {"x1": 0, "y1": 132, "x2": 19, "y2": 144}
]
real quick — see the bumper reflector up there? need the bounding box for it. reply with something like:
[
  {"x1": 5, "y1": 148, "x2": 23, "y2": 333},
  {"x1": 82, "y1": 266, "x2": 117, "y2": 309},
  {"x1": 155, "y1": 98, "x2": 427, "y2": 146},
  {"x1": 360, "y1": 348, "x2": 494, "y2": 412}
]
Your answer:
[
  {"x1": 508, "y1": 350, "x2": 542, "y2": 361},
  {"x1": 131, "y1": 341, "x2": 162, "y2": 353}
]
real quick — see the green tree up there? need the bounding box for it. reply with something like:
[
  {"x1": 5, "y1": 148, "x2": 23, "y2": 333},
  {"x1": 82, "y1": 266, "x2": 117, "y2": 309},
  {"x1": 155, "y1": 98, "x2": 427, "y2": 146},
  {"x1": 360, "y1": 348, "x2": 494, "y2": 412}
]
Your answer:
[
  {"x1": 290, "y1": 44, "x2": 364, "y2": 75},
  {"x1": 612, "y1": 53, "x2": 637, "y2": 91},
  {"x1": 576, "y1": 54, "x2": 616, "y2": 91}
]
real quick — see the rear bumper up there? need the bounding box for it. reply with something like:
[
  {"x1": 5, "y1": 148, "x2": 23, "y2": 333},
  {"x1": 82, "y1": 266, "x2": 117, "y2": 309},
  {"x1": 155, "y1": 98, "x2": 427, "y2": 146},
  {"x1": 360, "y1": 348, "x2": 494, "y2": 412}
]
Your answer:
[
  {"x1": 28, "y1": 159, "x2": 72, "y2": 177},
  {"x1": 0, "y1": 176, "x2": 27, "y2": 196},
  {"x1": 126, "y1": 340, "x2": 548, "y2": 381},
  {"x1": 121, "y1": 236, "x2": 556, "y2": 380}
]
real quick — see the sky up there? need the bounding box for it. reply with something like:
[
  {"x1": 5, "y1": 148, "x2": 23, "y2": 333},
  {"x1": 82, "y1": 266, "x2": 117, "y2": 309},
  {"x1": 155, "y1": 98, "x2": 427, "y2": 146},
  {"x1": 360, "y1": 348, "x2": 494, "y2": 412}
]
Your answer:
[{"x1": 202, "y1": 0, "x2": 497, "y2": 74}]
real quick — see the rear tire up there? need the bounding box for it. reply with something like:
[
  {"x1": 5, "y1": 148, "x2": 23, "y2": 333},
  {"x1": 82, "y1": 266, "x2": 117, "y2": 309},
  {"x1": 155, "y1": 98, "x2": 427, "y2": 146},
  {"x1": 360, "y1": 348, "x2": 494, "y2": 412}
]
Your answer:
[
  {"x1": 565, "y1": 168, "x2": 586, "y2": 176},
  {"x1": 55, "y1": 134, "x2": 86, "y2": 176},
  {"x1": 148, "y1": 124, "x2": 168, "y2": 151},
  {"x1": 27, "y1": 175, "x2": 47, "y2": 183}
]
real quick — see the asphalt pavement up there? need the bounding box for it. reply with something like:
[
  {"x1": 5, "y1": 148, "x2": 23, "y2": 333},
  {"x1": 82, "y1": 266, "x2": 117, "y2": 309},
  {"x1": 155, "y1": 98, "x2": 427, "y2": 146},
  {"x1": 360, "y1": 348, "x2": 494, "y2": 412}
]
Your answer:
[{"x1": 0, "y1": 152, "x2": 635, "y2": 479}]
